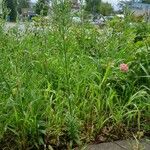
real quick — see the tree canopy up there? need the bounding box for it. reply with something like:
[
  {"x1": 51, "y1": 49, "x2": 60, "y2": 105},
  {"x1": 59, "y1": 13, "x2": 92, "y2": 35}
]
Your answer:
[
  {"x1": 142, "y1": 0, "x2": 150, "y2": 4},
  {"x1": 100, "y1": 2, "x2": 113, "y2": 16},
  {"x1": 35, "y1": 0, "x2": 49, "y2": 16},
  {"x1": 17, "y1": 0, "x2": 30, "y2": 14},
  {"x1": 85, "y1": 0, "x2": 101, "y2": 15},
  {"x1": 85, "y1": 0, "x2": 113, "y2": 16},
  {"x1": 4, "y1": 0, "x2": 17, "y2": 21}
]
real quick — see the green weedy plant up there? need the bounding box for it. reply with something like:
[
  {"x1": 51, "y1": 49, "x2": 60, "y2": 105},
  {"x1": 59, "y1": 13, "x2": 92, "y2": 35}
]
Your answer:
[
  {"x1": 50, "y1": 0, "x2": 80, "y2": 146},
  {"x1": 0, "y1": 3, "x2": 150, "y2": 149}
]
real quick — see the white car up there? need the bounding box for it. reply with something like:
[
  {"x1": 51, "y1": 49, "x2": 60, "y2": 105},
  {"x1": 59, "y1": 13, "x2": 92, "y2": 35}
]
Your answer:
[{"x1": 72, "y1": 17, "x2": 81, "y2": 23}]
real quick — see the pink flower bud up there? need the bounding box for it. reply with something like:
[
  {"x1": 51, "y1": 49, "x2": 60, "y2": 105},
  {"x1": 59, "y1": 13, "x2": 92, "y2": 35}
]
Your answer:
[{"x1": 120, "y1": 63, "x2": 129, "y2": 72}]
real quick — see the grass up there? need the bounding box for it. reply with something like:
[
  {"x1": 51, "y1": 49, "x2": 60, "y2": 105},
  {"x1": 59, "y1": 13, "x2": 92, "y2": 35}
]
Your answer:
[{"x1": 0, "y1": 3, "x2": 150, "y2": 149}]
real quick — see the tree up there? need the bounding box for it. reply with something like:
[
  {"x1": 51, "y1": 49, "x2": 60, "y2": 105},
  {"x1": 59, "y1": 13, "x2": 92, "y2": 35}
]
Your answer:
[
  {"x1": 142, "y1": 0, "x2": 150, "y2": 3},
  {"x1": 100, "y1": 2, "x2": 113, "y2": 16},
  {"x1": 85, "y1": 0, "x2": 101, "y2": 15},
  {"x1": 4, "y1": 0, "x2": 17, "y2": 21},
  {"x1": 17, "y1": 0, "x2": 30, "y2": 14},
  {"x1": 35, "y1": 0, "x2": 49, "y2": 16}
]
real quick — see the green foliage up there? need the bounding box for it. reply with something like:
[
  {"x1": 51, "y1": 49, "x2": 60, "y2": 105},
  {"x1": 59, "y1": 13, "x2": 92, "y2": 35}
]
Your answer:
[
  {"x1": 17, "y1": 0, "x2": 29, "y2": 14},
  {"x1": 4, "y1": 0, "x2": 17, "y2": 21},
  {"x1": 0, "y1": 2, "x2": 150, "y2": 149},
  {"x1": 85, "y1": 1, "x2": 113, "y2": 17},
  {"x1": 100, "y1": 2, "x2": 113, "y2": 16},
  {"x1": 0, "y1": 0, "x2": 2, "y2": 16},
  {"x1": 85, "y1": 0, "x2": 101, "y2": 15},
  {"x1": 142, "y1": 0, "x2": 150, "y2": 4},
  {"x1": 35, "y1": 0, "x2": 49, "y2": 16}
]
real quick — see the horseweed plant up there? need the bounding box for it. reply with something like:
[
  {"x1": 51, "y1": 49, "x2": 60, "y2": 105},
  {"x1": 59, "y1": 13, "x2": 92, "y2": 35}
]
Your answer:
[{"x1": 0, "y1": 1, "x2": 150, "y2": 149}]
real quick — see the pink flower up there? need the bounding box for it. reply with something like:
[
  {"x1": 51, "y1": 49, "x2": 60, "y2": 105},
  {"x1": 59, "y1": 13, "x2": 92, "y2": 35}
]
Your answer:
[{"x1": 120, "y1": 63, "x2": 129, "y2": 72}]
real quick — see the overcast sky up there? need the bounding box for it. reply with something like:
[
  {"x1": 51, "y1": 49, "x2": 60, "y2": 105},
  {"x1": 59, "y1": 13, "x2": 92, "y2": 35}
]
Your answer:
[{"x1": 103, "y1": 0, "x2": 120, "y2": 9}]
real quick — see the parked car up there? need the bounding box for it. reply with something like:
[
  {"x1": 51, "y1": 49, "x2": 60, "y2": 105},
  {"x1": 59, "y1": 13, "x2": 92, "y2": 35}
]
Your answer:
[
  {"x1": 90, "y1": 18, "x2": 105, "y2": 26},
  {"x1": 28, "y1": 12, "x2": 38, "y2": 21}
]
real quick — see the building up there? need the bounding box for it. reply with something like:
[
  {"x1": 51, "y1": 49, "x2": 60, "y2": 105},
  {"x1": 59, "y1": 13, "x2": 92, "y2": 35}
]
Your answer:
[{"x1": 129, "y1": 0, "x2": 150, "y2": 21}]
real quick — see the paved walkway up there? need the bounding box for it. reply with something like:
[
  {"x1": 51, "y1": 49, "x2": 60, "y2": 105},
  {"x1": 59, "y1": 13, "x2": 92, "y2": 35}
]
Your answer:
[{"x1": 88, "y1": 139, "x2": 150, "y2": 150}]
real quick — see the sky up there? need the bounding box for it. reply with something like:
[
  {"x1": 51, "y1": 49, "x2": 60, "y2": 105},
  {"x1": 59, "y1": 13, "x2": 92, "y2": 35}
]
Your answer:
[
  {"x1": 103, "y1": 0, "x2": 130, "y2": 10},
  {"x1": 103, "y1": 0, "x2": 120, "y2": 9}
]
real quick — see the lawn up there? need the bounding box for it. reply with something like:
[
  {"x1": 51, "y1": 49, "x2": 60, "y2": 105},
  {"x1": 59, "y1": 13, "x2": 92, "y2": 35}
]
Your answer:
[{"x1": 0, "y1": 5, "x2": 150, "y2": 150}]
